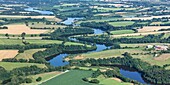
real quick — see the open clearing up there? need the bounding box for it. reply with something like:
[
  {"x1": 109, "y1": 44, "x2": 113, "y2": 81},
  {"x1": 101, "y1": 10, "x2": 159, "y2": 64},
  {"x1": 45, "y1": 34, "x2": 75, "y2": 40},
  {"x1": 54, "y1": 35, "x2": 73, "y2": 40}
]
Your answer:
[
  {"x1": 0, "y1": 15, "x2": 61, "y2": 22},
  {"x1": 15, "y1": 49, "x2": 45, "y2": 60},
  {"x1": 0, "y1": 50, "x2": 18, "y2": 61},
  {"x1": 0, "y1": 62, "x2": 46, "y2": 70},
  {"x1": 138, "y1": 26, "x2": 170, "y2": 32},
  {"x1": 108, "y1": 21, "x2": 135, "y2": 27},
  {"x1": 154, "y1": 54, "x2": 170, "y2": 61},
  {"x1": 0, "y1": 24, "x2": 49, "y2": 34},
  {"x1": 41, "y1": 70, "x2": 94, "y2": 85}
]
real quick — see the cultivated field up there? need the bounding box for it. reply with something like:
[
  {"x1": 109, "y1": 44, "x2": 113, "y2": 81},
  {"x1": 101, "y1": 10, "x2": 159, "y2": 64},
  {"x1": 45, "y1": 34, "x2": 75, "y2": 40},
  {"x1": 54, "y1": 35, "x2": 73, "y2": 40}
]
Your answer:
[
  {"x1": 154, "y1": 54, "x2": 170, "y2": 61},
  {"x1": 0, "y1": 62, "x2": 46, "y2": 70},
  {"x1": 0, "y1": 50, "x2": 18, "y2": 61},
  {"x1": 138, "y1": 26, "x2": 170, "y2": 32},
  {"x1": 0, "y1": 24, "x2": 49, "y2": 34}
]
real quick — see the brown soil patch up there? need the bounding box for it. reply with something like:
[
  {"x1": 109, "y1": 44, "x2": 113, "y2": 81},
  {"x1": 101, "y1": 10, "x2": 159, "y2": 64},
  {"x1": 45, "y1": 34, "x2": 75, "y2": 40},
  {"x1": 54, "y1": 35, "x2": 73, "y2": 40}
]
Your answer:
[
  {"x1": 0, "y1": 50, "x2": 18, "y2": 61},
  {"x1": 0, "y1": 24, "x2": 49, "y2": 34},
  {"x1": 112, "y1": 78, "x2": 122, "y2": 82},
  {"x1": 154, "y1": 54, "x2": 170, "y2": 61},
  {"x1": 74, "y1": 55, "x2": 84, "y2": 60},
  {"x1": 138, "y1": 26, "x2": 170, "y2": 32}
]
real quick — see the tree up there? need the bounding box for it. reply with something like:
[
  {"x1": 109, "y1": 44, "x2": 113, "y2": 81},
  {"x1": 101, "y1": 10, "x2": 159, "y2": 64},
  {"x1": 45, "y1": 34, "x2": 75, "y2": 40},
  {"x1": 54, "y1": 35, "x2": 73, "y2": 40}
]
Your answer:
[
  {"x1": 36, "y1": 77, "x2": 42, "y2": 82},
  {"x1": 21, "y1": 32, "x2": 26, "y2": 40},
  {"x1": 5, "y1": 33, "x2": 9, "y2": 39}
]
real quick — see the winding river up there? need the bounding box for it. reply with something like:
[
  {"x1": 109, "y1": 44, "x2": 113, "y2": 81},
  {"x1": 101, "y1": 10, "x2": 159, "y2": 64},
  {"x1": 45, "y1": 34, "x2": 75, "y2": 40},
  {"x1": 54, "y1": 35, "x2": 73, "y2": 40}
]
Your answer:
[
  {"x1": 47, "y1": 17, "x2": 148, "y2": 84},
  {"x1": 23, "y1": 8, "x2": 148, "y2": 83}
]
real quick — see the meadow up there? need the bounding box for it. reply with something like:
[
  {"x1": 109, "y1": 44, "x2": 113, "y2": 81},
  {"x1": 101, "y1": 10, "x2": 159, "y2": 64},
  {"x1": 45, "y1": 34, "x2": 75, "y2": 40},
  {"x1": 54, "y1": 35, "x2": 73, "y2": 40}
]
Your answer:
[
  {"x1": 0, "y1": 62, "x2": 46, "y2": 70},
  {"x1": 110, "y1": 30, "x2": 135, "y2": 35},
  {"x1": 41, "y1": 70, "x2": 94, "y2": 85},
  {"x1": 108, "y1": 21, "x2": 135, "y2": 27}
]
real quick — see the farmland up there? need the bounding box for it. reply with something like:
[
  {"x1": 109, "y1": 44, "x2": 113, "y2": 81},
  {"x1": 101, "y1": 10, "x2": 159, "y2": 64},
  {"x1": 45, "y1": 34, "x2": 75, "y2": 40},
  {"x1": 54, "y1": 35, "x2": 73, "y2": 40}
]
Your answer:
[
  {"x1": 41, "y1": 70, "x2": 94, "y2": 85},
  {"x1": 108, "y1": 21, "x2": 135, "y2": 27},
  {"x1": 0, "y1": 50, "x2": 18, "y2": 61},
  {"x1": 0, "y1": 24, "x2": 49, "y2": 34},
  {"x1": 0, "y1": 62, "x2": 46, "y2": 70}
]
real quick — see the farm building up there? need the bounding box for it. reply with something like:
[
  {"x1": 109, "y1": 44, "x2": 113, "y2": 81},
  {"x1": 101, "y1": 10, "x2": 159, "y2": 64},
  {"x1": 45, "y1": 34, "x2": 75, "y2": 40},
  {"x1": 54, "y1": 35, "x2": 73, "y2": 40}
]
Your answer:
[{"x1": 154, "y1": 45, "x2": 169, "y2": 51}]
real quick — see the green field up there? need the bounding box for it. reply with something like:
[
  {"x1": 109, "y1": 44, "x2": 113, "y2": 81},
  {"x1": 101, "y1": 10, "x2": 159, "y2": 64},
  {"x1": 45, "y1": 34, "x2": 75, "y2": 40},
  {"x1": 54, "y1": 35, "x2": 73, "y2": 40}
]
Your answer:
[
  {"x1": 26, "y1": 71, "x2": 62, "y2": 85},
  {"x1": 108, "y1": 21, "x2": 135, "y2": 27},
  {"x1": 110, "y1": 30, "x2": 135, "y2": 35},
  {"x1": 0, "y1": 62, "x2": 46, "y2": 70},
  {"x1": 15, "y1": 49, "x2": 45, "y2": 60},
  {"x1": 41, "y1": 70, "x2": 95, "y2": 85},
  {"x1": 0, "y1": 38, "x2": 87, "y2": 46},
  {"x1": 96, "y1": 75, "x2": 131, "y2": 85}
]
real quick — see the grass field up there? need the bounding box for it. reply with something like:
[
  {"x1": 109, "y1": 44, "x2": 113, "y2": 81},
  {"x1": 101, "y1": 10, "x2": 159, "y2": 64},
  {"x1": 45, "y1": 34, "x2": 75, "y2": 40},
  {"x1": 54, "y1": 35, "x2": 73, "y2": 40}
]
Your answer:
[
  {"x1": 0, "y1": 39, "x2": 24, "y2": 45},
  {"x1": 110, "y1": 30, "x2": 134, "y2": 35},
  {"x1": 0, "y1": 50, "x2": 18, "y2": 61},
  {"x1": 0, "y1": 39, "x2": 87, "y2": 46},
  {"x1": 81, "y1": 48, "x2": 148, "y2": 59},
  {"x1": 0, "y1": 24, "x2": 49, "y2": 34},
  {"x1": 41, "y1": 70, "x2": 94, "y2": 85},
  {"x1": 108, "y1": 21, "x2": 135, "y2": 27},
  {"x1": 0, "y1": 62, "x2": 46, "y2": 70},
  {"x1": 25, "y1": 71, "x2": 62, "y2": 85},
  {"x1": 15, "y1": 49, "x2": 45, "y2": 60},
  {"x1": 96, "y1": 75, "x2": 132, "y2": 85},
  {"x1": 124, "y1": 15, "x2": 170, "y2": 20}
]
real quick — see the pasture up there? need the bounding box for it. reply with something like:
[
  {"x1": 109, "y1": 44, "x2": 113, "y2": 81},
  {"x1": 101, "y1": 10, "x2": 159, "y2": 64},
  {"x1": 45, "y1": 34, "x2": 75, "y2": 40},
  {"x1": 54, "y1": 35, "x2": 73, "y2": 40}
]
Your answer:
[
  {"x1": 110, "y1": 30, "x2": 135, "y2": 35},
  {"x1": 15, "y1": 49, "x2": 45, "y2": 60},
  {"x1": 0, "y1": 62, "x2": 46, "y2": 70},
  {"x1": 108, "y1": 21, "x2": 135, "y2": 27},
  {"x1": 0, "y1": 50, "x2": 18, "y2": 61},
  {"x1": 41, "y1": 70, "x2": 94, "y2": 85}
]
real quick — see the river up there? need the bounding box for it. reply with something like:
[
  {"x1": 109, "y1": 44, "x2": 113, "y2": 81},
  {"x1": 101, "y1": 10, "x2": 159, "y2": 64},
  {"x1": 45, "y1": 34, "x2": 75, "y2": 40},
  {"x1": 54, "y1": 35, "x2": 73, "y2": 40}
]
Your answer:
[
  {"x1": 45, "y1": 17, "x2": 147, "y2": 84},
  {"x1": 24, "y1": 7, "x2": 54, "y2": 15}
]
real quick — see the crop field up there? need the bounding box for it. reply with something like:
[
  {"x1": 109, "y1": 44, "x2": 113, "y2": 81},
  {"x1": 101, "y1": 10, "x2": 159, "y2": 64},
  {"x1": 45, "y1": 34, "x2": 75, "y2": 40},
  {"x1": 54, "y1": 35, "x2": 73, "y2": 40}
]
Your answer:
[
  {"x1": 0, "y1": 24, "x2": 49, "y2": 34},
  {"x1": 138, "y1": 26, "x2": 170, "y2": 32},
  {"x1": 0, "y1": 50, "x2": 18, "y2": 61},
  {"x1": 41, "y1": 70, "x2": 94, "y2": 85},
  {"x1": 15, "y1": 49, "x2": 45, "y2": 60},
  {"x1": 108, "y1": 21, "x2": 135, "y2": 27},
  {"x1": 0, "y1": 62, "x2": 46, "y2": 70},
  {"x1": 110, "y1": 30, "x2": 135, "y2": 35}
]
